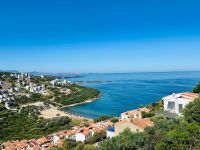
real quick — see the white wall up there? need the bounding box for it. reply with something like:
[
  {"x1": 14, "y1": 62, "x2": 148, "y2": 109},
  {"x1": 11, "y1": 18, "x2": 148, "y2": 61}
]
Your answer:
[
  {"x1": 121, "y1": 114, "x2": 129, "y2": 120},
  {"x1": 75, "y1": 133, "x2": 86, "y2": 142},
  {"x1": 53, "y1": 135, "x2": 60, "y2": 143},
  {"x1": 106, "y1": 130, "x2": 115, "y2": 138},
  {"x1": 175, "y1": 98, "x2": 190, "y2": 115},
  {"x1": 163, "y1": 95, "x2": 190, "y2": 115}
]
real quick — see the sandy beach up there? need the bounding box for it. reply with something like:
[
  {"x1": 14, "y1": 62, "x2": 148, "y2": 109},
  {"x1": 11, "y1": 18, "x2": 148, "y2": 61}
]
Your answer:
[
  {"x1": 21, "y1": 102, "x2": 92, "y2": 120},
  {"x1": 20, "y1": 94, "x2": 101, "y2": 121}
]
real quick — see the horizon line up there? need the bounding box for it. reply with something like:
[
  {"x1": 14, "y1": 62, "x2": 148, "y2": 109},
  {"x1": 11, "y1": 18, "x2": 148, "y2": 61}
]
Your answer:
[{"x1": 1, "y1": 70, "x2": 200, "y2": 75}]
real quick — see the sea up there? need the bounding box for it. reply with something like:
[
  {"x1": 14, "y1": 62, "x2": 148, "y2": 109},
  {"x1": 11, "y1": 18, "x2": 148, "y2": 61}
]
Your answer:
[{"x1": 63, "y1": 71, "x2": 200, "y2": 119}]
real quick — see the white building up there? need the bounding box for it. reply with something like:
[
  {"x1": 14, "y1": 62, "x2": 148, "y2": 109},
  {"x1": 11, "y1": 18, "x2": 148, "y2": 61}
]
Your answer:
[
  {"x1": 52, "y1": 135, "x2": 60, "y2": 144},
  {"x1": 50, "y1": 80, "x2": 56, "y2": 87},
  {"x1": 106, "y1": 127, "x2": 115, "y2": 138},
  {"x1": 163, "y1": 92, "x2": 199, "y2": 115},
  {"x1": 50, "y1": 79, "x2": 71, "y2": 87},
  {"x1": 75, "y1": 129, "x2": 92, "y2": 142}
]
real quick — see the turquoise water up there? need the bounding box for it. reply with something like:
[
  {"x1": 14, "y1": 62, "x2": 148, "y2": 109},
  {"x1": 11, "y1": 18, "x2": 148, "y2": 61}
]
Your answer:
[{"x1": 63, "y1": 72, "x2": 200, "y2": 119}]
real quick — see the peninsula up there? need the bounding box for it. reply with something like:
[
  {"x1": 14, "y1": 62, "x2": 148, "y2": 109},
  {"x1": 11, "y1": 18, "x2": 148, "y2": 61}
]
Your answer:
[{"x1": 0, "y1": 71, "x2": 101, "y2": 142}]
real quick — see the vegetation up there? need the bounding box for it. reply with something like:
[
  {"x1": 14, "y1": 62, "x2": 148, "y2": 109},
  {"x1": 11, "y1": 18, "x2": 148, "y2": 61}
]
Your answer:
[
  {"x1": 183, "y1": 96, "x2": 200, "y2": 124},
  {"x1": 0, "y1": 72, "x2": 17, "y2": 82},
  {"x1": 97, "y1": 97, "x2": 200, "y2": 150},
  {"x1": 98, "y1": 129, "x2": 145, "y2": 150},
  {"x1": 94, "y1": 116, "x2": 113, "y2": 123},
  {"x1": 15, "y1": 93, "x2": 50, "y2": 105},
  {"x1": 0, "y1": 72, "x2": 100, "y2": 107},
  {"x1": 142, "y1": 111, "x2": 155, "y2": 118},
  {"x1": 142, "y1": 101, "x2": 163, "y2": 118},
  {"x1": 193, "y1": 82, "x2": 200, "y2": 93},
  {"x1": 110, "y1": 117, "x2": 119, "y2": 123},
  {"x1": 0, "y1": 104, "x2": 72, "y2": 143},
  {"x1": 30, "y1": 75, "x2": 55, "y2": 84},
  {"x1": 85, "y1": 131, "x2": 106, "y2": 144},
  {"x1": 147, "y1": 101, "x2": 163, "y2": 112},
  {"x1": 0, "y1": 72, "x2": 101, "y2": 143},
  {"x1": 62, "y1": 140, "x2": 96, "y2": 150},
  {"x1": 52, "y1": 84, "x2": 100, "y2": 106}
]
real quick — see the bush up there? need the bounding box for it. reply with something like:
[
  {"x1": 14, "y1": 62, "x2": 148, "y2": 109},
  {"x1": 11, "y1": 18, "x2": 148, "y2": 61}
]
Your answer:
[
  {"x1": 193, "y1": 82, "x2": 200, "y2": 93},
  {"x1": 85, "y1": 131, "x2": 106, "y2": 144},
  {"x1": 183, "y1": 97, "x2": 200, "y2": 124},
  {"x1": 94, "y1": 116, "x2": 112, "y2": 123},
  {"x1": 142, "y1": 112, "x2": 155, "y2": 118},
  {"x1": 110, "y1": 117, "x2": 119, "y2": 123}
]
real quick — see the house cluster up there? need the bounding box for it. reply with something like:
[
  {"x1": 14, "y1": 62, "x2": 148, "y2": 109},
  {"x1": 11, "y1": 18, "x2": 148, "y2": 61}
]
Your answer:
[
  {"x1": 13, "y1": 73, "x2": 47, "y2": 95},
  {"x1": 0, "y1": 73, "x2": 48, "y2": 110},
  {"x1": 1, "y1": 121, "x2": 112, "y2": 150},
  {"x1": 107, "y1": 107, "x2": 154, "y2": 138},
  {"x1": 107, "y1": 92, "x2": 200, "y2": 138},
  {"x1": 0, "y1": 75, "x2": 17, "y2": 109},
  {"x1": 1, "y1": 138, "x2": 63, "y2": 150},
  {"x1": 50, "y1": 79, "x2": 70, "y2": 87},
  {"x1": 25, "y1": 83, "x2": 47, "y2": 95},
  {"x1": 163, "y1": 92, "x2": 199, "y2": 115},
  {"x1": 0, "y1": 90, "x2": 16, "y2": 109},
  {"x1": 10, "y1": 73, "x2": 30, "y2": 81}
]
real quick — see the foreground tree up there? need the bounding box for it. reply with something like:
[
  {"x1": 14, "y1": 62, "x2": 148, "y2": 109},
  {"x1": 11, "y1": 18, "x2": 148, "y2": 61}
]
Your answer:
[
  {"x1": 98, "y1": 129, "x2": 145, "y2": 150},
  {"x1": 183, "y1": 97, "x2": 200, "y2": 124},
  {"x1": 193, "y1": 82, "x2": 200, "y2": 93}
]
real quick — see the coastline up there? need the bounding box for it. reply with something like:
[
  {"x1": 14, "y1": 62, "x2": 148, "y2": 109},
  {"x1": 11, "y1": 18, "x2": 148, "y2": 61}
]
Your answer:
[
  {"x1": 63, "y1": 93, "x2": 102, "y2": 108},
  {"x1": 40, "y1": 104, "x2": 93, "y2": 121},
  {"x1": 20, "y1": 93, "x2": 101, "y2": 121}
]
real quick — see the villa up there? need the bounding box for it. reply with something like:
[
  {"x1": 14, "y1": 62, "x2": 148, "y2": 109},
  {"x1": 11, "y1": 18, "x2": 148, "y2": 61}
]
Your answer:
[{"x1": 163, "y1": 92, "x2": 199, "y2": 115}]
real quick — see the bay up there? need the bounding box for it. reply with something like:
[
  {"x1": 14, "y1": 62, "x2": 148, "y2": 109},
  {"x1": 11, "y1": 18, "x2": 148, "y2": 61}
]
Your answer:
[{"x1": 63, "y1": 71, "x2": 200, "y2": 118}]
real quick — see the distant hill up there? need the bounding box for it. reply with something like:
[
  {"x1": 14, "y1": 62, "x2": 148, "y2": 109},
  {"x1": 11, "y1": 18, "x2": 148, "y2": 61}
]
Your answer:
[{"x1": 0, "y1": 70, "x2": 19, "y2": 73}]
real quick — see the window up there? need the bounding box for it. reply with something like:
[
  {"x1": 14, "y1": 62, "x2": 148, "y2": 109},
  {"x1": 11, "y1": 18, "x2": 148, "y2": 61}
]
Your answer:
[
  {"x1": 167, "y1": 101, "x2": 175, "y2": 111},
  {"x1": 179, "y1": 104, "x2": 183, "y2": 113}
]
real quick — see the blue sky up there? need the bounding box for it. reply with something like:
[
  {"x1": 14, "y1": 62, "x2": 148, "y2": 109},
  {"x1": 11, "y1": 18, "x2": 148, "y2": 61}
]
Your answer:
[{"x1": 0, "y1": 0, "x2": 200, "y2": 73}]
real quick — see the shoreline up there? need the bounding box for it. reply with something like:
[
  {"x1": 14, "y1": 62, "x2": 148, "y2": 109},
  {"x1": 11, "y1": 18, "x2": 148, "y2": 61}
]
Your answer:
[
  {"x1": 19, "y1": 92, "x2": 101, "y2": 121},
  {"x1": 21, "y1": 102, "x2": 93, "y2": 121},
  {"x1": 62, "y1": 93, "x2": 102, "y2": 108},
  {"x1": 20, "y1": 93, "x2": 101, "y2": 121},
  {"x1": 40, "y1": 104, "x2": 93, "y2": 121}
]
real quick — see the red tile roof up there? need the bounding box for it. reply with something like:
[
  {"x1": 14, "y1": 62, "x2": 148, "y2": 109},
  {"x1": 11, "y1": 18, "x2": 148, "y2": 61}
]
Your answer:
[
  {"x1": 131, "y1": 118, "x2": 154, "y2": 129},
  {"x1": 37, "y1": 137, "x2": 49, "y2": 145},
  {"x1": 122, "y1": 107, "x2": 150, "y2": 117},
  {"x1": 181, "y1": 92, "x2": 199, "y2": 101},
  {"x1": 31, "y1": 139, "x2": 39, "y2": 147},
  {"x1": 78, "y1": 129, "x2": 92, "y2": 136}
]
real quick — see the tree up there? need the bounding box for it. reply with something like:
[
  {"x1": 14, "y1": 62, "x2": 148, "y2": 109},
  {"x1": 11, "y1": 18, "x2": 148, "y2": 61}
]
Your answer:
[
  {"x1": 183, "y1": 97, "x2": 200, "y2": 124},
  {"x1": 75, "y1": 143, "x2": 84, "y2": 150},
  {"x1": 85, "y1": 131, "x2": 106, "y2": 144},
  {"x1": 83, "y1": 145, "x2": 96, "y2": 150},
  {"x1": 98, "y1": 129, "x2": 144, "y2": 150},
  {"x1": 193, "y1": 82, "x2": 200, "y2": 93},
  {"x1": 94, "y1": 116, "x2": 112, "y2": 123},
  {"x1": 63, "y1": 141, "x2": 77, "y2": 150},
  {"x1": 110, "y1": 117, "x2": 119, "y2": 123}
]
